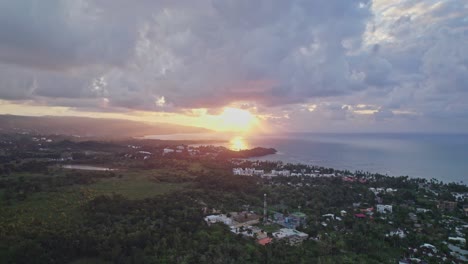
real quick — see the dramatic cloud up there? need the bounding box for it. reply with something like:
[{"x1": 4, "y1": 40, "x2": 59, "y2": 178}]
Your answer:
[{"x1": 0, "y1": 0, "x2": 467, "y2": 132}]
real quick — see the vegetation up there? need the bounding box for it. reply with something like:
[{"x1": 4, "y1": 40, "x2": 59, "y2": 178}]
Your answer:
[{"x1": 0, "y1": 133, "x2": 466, "y2": 263}]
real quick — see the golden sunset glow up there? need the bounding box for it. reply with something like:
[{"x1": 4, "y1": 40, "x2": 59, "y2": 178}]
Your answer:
[
  {"x1": 229, "y1": 136, "x2": 250, "y2": 151},
  {"x1": 216, "y1": 107, "x2": 258, "y2": 132},
  {"x1": 0, "y1": 100, "x2": 264, "y2": 133}
]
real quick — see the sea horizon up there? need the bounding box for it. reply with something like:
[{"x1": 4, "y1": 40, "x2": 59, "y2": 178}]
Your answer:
[{"x1": 145, "y1": 132, "x2": 468, "y2": 184}]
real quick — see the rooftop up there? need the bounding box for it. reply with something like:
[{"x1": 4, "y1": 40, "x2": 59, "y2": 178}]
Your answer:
[
  {"x1": 290, "y1": 212, "x2": 307, "y2": 218},
  {"x1": 257, "y1": 237, "x2": 273, "y2": 246}
]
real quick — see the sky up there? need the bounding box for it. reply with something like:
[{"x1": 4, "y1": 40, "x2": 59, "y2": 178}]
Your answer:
[{"x1": 0, "y1": 0, "x2": 467, "y2": 133}]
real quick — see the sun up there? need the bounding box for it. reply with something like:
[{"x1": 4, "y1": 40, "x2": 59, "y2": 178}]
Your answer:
[
  {"x1": 229, "y1": 136, "x2": 250, "y2": 151},
  {"x1": 217, "y1": 107, "x2": 258, "y2": 132}
]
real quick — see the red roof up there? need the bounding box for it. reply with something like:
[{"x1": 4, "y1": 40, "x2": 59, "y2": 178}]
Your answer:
[
  {"x1": 343, "y1": 177, "x2": 355, "y2": 182},
  {"x1": 354, "y1": 213, "x2": 366, "y2": 218},
  {"x1": 257, "y1": 237, "x2": 273, "y2": 246}
]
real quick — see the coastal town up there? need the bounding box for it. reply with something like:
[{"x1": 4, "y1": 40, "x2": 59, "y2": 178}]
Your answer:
[
  {"x1": 225, "y1": 162, "x2": 468, "y2": 263},
  {"x1": 0, "y1": 132, "x2": 467, "y2": 263}
]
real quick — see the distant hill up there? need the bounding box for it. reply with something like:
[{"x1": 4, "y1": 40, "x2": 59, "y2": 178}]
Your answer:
[{"x1": 0, "y1": 115, "x2": 211, "y2": 138}]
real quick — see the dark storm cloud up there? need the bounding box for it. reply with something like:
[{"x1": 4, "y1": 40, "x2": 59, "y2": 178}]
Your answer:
[
  {"x1": 0, "y1": 0, "x2": 372, "y2": 109},
  {"x1": 0, "y1": 0, "x2": 466, "y2": 132}
]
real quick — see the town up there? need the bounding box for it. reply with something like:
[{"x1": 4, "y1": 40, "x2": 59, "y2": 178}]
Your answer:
[
  {"x1": 227, "y1": 162, "x2": 468, "y2": 263},
  {"x1": 0, "y1": 132, "x2": 467, "y2": 263}
]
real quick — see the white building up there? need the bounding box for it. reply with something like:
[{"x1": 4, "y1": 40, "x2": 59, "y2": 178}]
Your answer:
[
  {"x1": 163, "y1": 148, "x2": 175, "y2": 155},
  {"x1": 271, "y1": 170, "x2": 291, "y2": 177},
  {"x1": 204, "y1": 215, "x2": 233, "y2": 226},
  {"x1": 377, "y1": 204, "x2": 393, "y2": 214},
  {"x1": 273, "y1": 228, "x2": 308, "y2": 239},
  {"x1": 448, "y1": 237, "x2": 466, "y2": 245},
  {"x1": 386, "y1": 229, "x2": 406, "y2": 238},
  {"x1": 273, "y1": 228, "x2": 309, "y2": 244},
  {"x1": 233, "y1": 168, "x2": 264, "y2": 176},
  {"x1": 416, "y1": 208, "x2": 431, "y2": 213}
]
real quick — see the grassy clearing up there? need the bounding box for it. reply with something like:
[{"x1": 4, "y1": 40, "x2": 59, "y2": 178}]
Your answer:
[
  {"x1": 0, "y1": 189, "x2": 85, "y2": 230},
  {"x1": 0, "y1": 169, "x2": 191, "y2": 231}
]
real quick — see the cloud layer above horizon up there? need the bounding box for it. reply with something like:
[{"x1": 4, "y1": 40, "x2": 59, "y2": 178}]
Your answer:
[{"x1": 0, "y1": 0, "x2": 467, "y2": 132}]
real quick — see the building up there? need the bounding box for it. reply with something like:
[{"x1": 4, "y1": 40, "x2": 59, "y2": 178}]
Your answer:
[
  {"x1": 274, "y1": 212, "x2": 307, "y2": 229},
  {"x1": 204, "y1": 215, "x2": 233, "y2": 226},
  {"x1": 448, "y1": 237, "x2": 466, "y2": 245},
  {"x1": 230, "y1": 211, "x2": 260, "y2": 227},
  {"x1": 437, "y1": 201, "x2": 457, "y2": 212},
  {"x1": 386, "y1": 229, "x2": 406, "y2": 238},
  {"x1": 163, "y1": 148, "x2": 175, "y2": 155},
  {"x1": 354, "y1": 213, "x2": 366, "y2": 219},
  {"x1": 233, "y1": 168, "x2": 264, "y2": 176},
  {"x1": 272, "y1": 228, "x2": 309, "y2": 245},
  {"x1": 376, "y1": 204, "x2": 393, "y2": 214},
  {"x1": 416, "y1": 208, "x2": 431, "y2": 213},
  {"x1": 271, "y1": 170, "x2": 291, "y2": 177},
  {"x1": 257, "y1": 237, "x2": 273, "y2": 246}
]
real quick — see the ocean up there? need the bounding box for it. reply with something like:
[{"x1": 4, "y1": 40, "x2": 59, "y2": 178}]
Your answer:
[
  {"x1": 145, "y1": 133, "x2": 468, "y2": 183},
  {"x1": 241, "y1": 133, "x2": 468, "y2": 184}
]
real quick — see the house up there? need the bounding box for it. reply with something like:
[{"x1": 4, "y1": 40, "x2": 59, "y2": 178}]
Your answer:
[
  {"x1": 354, "y1": 213, "x2": 366, "y2": 219},
  {"x1": 420, "y1": 243, "x2": 438, "y2": 253},
  {"x1": 204, "y1": 215, "x2": 233, "y2": 226},
  {"x1": 271, "y1": 170, "x2": 291, "y2": 177},
  {"x1": 437, "y1": 201, "x2": 457, "y2": 212},
  {"x1": 386, "y1": 229, "x2": 406, "y2": 238},
  {"x1": 233, "y1": 168, "x2": 264, "y2": 176},
  {"x1": 343, "y1": 177, "x2": 356, "y2": 182},
  {"x1": 273, "y1": 212, "x2": 285, "y2": 222},
  {"x1": 448, "y1": 237, "x2": 466, "y2": 245},
  {"x1": 322, "y1": 214, "x2": 335, "y2": 220},
  {"x1": 272, "y1": 228, "x2": 309, "y2": 245},
  {"x1": 287, "y1": 212, "x2": 307, "y2": 228},
  {"x1": 273, "y1": 212, "x2": 307, "y2": 229},
  {"x1": 463, "y1": 205, "x2": 468, "y2": 216},
  {"x1": 257, "y1": 237, "x2": 273, "y2": 246},
  {"x1": 416, "y1": 208, "x2": 431, "y2": 213},
  {"x1": 230, "y1": 211, "x2": 260, "y2": 227},
  {"x1": 376, "y1": 204, "x2": 393, "y2": 214},
  {"x1": 163, "y1": 148, "x2": 175, "y2": 155},
  {"x1": 360, "y1": 207, "x2": 374, "y2": 215}
]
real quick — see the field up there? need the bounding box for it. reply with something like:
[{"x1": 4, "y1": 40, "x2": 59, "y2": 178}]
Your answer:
[{"x1": 0, "y1": 168, "x2": 191, "y2": 231}]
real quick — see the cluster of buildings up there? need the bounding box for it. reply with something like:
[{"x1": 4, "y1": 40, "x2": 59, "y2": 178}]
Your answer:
[
  {"x1": 232, "y1": 168, "x2": 264, "y2": 176},
  {"x1": 232, "y1": 167, "x2": 339, "y2": 178},
  {"x1": 272, "y1": 228, "x2": 309, "y2": 245},
  {"x1": 163, "y1": 146, "x2": 188, "y2": 155},
  {"x1": 376, "y1": 204, "x2": 393, "y2": 214},
  {"x1": 342, "y1": 176, "x2": 367, "y2": 183},
  {"x1": 369, "y1": 187, "x2": 397, "y2": 195},
  {"x1": 272, "y1": 211, "x2": 307, "y2": 229},
  {"x1": 204, "y1": 193, "x2": 309, "y2": 246},
  {"x1": 204, "y1": 212, "x2": 272, "y2": 245},
  {"x1": 123, "y1": 144, "x2": 206, "y2": 160}
]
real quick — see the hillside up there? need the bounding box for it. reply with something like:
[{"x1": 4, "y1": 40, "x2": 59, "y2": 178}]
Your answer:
[{"x1": 0, "y1": 115, "x2": 211, "y2": 138}]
